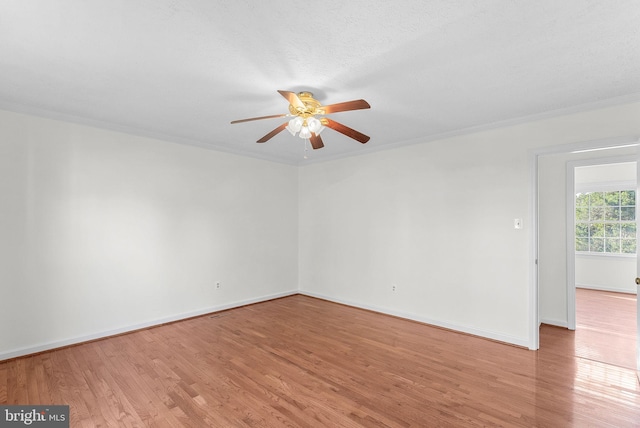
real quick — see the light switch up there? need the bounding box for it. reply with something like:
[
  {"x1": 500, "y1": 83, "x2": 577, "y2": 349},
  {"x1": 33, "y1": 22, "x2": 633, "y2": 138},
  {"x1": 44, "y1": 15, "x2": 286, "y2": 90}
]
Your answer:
[{"x1": 514, "y1": 218, "x2": 523, "y2": 229}]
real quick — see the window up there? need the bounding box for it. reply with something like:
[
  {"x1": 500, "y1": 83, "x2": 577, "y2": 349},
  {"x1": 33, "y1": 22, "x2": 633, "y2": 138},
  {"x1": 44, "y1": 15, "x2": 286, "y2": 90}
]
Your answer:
[{"x1": 575, "y1": 190, "x2": 636, "y2": 254}]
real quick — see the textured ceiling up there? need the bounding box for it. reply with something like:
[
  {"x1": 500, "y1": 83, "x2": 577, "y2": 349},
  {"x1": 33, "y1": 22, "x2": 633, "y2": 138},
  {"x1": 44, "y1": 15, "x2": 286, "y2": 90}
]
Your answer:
[{"x1": 1, "y1": 1, "x2": 639, "y2": 165}]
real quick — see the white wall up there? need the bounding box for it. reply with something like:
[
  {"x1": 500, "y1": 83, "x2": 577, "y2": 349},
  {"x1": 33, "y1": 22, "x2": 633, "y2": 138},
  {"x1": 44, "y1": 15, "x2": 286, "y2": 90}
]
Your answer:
[
  {"x1": 575, "y1": 254, "x2": 636, "y2": 293},
  {"x1": 0, "y1": 109, "x2": 299, "y2": 360},
  {"x1": 575, "y1": 162, "x2": 636, "y2": 187},
  {"x1": 299, "y1": 102, "x2": 640, "y2": 348}
]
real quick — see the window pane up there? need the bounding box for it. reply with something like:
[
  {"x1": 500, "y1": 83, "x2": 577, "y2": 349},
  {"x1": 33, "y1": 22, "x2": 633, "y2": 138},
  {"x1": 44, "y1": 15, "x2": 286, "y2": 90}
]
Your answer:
[
  {"x1": 621, "y1": 223, "x2": 636, "y2": 238},
  {"x1": 576, "y1": 208, "x2": 589, "y2": 221},
  {"x1": 576, "y1": 238, "x2": 589, "y2": 251},
  {"x1": 622, "y1": 239, "x2": 637, "y2": 254},
  {"x1": 621, "y1": 190, "x2": 636, "y2": 206},
  {"x1": 590, "y1": 192, "x2": 605, "y2": 206},
  {"x1": 589, "y1": 223, "x2": 604, "y2": 238},
  {"x1": 576, "y1": 193, "x2": 589, "y2": 207},
  {"x1": 620, "y1": 207, "x2": 635, "y2": 221},
  {"x1": 605, "y1": 223, "x2": 620, "y2": 238},
  {"x1": 590, "y1": 207, "x2": 604, "y2": 221},
  {"x1": 575, "y1": 188, "x2": 636, "y2": 255},
  {"x1": 605, "y1": 191, "x2": 620, "y2": 206},
  {"x1": 590, "y1": 238, "x2": 604, "y2": 252},
  {"x1": 605, "y1": 238, "x2": 620, "y2": 253},
  {"x1": 605, "y1": 207, "x2": 620, "y2": 221},
  {"x1": 576, "y1": 223, "x2": 589, "y2": 238}
]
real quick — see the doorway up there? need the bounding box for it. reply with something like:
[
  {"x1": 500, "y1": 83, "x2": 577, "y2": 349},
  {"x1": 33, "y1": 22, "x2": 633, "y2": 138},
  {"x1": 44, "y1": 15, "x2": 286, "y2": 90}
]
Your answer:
[
  {"x1": 569, "y1": 160, "x2": 637, "y2": 369},
  {"x1": 534, "y1": 137, "x2": 639, "y2": 353}
]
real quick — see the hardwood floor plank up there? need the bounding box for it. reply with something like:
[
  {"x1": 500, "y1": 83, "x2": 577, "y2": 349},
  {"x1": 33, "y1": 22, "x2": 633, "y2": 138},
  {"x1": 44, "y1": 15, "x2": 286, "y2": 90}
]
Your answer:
[
  {"x1": 0, "y1": 365, "x2": 5, "y2": 404},
  {"x1": 2, "y1": 294, "x2": 639, "y2": 427}
]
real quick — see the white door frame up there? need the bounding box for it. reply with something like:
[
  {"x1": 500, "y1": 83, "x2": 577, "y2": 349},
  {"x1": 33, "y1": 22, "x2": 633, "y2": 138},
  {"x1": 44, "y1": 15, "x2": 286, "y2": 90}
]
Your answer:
[{"x1": 529, "y1": 136, "x2": 639, "y2": 350}]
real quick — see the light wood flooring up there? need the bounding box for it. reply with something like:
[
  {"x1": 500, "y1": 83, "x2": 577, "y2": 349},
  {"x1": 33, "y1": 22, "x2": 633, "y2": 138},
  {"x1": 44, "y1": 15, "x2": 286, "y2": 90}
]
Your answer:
[
  {"x1": 1, "y1": 293, "x2": 639, "y2": 427},
  {"x1": 575, "y1": 288, "x2": 637, "y2": 370}
]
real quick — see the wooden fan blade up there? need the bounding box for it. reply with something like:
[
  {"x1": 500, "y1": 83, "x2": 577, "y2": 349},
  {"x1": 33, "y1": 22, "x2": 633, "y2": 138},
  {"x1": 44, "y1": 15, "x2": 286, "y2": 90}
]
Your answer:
[
  {"x1": 309, "y1": 133, "x2": 324, "y2": 150},
  {"x1": 321, "y1": 99, "x2": 370, "y2": 114},
  {"x1": 277, "y1": 90, "x2": 305, "y2": 109},
  {"x1": 257, "y1": 123, "x2": 288, "y2": 143},
  {"x1": 231, "y1": 113, "x2": 287, "y2": 124},
  {"x1": 324, "y1": 118, "x2": 370, "y2": 144}
]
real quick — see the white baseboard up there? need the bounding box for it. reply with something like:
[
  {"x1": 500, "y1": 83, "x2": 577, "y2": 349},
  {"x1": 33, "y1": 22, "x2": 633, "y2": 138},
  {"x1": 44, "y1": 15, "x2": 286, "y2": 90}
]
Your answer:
[
  {"x1": 300, "y1": 291, "x2": 530, "y2": 348},
  {"x1": 539, "y1": 318, "x2": 569, "y2": 328},
  {"x1": 0, "y1": 290, "x2": 298, "y2": 362},
  {"x1": 576, "y1": 284, "x2": 637, "y2": 295}
]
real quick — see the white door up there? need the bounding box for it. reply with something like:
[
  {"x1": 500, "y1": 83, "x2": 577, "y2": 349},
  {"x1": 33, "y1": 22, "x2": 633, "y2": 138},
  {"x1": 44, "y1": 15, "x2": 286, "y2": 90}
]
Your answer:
[
  {"x1": 636, "y1": 277, "x2": 640, "y2": 376},
  {"x1": 636, "y1": 158, "x2": 640, "y2": 375}
]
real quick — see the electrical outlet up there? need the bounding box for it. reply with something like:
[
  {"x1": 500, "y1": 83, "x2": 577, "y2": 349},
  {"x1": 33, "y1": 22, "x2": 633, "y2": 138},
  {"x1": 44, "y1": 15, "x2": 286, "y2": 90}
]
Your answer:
[
  {"x1": 392, "y1": 284, "x2": 397, "y2": 292},
  {"x1": 216, "y1": 281, "x2": 221, "y2": 289}
]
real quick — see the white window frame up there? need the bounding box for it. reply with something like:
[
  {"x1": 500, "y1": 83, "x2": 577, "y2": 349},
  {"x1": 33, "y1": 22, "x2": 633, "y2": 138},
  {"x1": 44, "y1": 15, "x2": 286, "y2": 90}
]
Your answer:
[{"x1": 574, "y1": 180, "x2": 636, "y2": 256}]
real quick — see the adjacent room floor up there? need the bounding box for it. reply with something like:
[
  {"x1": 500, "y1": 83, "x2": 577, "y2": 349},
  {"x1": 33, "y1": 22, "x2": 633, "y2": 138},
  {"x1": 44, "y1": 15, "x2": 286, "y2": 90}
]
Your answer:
[{"x1": 575, "y1": 288, "x2": 637, "y2": 370}]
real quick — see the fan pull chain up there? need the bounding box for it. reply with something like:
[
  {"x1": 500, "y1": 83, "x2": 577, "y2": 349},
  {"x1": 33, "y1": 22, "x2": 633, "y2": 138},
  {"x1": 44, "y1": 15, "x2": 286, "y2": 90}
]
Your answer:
[{"x1": 303, "y1": 138, "x2": 309, "y2": 159}]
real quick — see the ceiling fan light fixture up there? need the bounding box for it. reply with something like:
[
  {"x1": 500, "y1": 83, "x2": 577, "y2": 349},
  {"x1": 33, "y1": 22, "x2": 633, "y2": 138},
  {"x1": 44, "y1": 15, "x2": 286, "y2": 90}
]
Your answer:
[
  {"x1": 307, "y1": 116, "x2": 322, "y2": 133},
  {"x1": 299, "y1": 126, "x2": 311, "y2": 139},
  {"x1": 286, "y1": 116, "x2": 303, "y2": 135}
]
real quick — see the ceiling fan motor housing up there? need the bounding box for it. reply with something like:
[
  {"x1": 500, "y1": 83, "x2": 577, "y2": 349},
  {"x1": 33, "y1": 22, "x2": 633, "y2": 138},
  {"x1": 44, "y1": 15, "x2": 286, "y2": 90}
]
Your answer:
[{"x1": 288, "y1": 92, "x2": 324, "y2": 117}]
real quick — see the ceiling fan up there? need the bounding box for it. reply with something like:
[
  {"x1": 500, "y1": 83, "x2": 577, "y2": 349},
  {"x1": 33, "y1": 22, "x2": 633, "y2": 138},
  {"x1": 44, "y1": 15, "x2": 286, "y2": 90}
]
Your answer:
[{"x1": 230, "y1": 90, "x2": 371, "y2": 149}]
